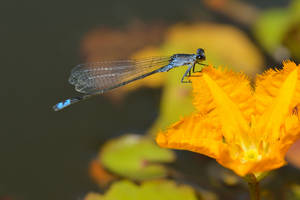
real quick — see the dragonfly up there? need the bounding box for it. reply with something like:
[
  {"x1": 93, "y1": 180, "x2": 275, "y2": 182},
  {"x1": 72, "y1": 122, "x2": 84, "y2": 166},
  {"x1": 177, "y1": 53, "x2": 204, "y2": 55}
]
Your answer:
[{"x1": 53, "y1": 48, "x2": 206, "y2": 111}]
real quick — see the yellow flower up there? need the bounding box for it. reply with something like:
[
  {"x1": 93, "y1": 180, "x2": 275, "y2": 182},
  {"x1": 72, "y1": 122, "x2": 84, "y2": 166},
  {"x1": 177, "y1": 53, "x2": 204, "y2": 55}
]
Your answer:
[{"x1": 156, "y1": 61, "x2": 300, "y2": 176}]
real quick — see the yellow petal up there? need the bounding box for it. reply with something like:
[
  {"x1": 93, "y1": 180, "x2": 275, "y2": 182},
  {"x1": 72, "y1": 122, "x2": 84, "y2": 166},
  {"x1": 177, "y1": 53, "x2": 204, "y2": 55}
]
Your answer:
[
  {"x1": 156, "y1": 113, "x2": 222, "y2": 159},
  {"x1": 201, "y1": 72, "x2": 250, "y2": 146},
  {"x1": 256, "y1": 68, "x2": 298, "y2": 140},
  {"x1": 191, "y1": 66, "x2": 254, "y2": 122}
]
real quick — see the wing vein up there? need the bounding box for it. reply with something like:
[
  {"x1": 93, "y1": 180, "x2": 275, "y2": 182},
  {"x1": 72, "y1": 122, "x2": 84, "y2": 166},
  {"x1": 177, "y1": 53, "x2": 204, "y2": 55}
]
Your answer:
[{"x1": 69, "y1": 57, "x2": 170, "y2": 94}]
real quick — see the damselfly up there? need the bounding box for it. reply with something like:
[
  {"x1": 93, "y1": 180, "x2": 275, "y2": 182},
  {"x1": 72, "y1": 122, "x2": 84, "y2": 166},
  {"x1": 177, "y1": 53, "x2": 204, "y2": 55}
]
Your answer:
[{"x1": 53, "y1": 48, "x2": 206, "y2": 111}]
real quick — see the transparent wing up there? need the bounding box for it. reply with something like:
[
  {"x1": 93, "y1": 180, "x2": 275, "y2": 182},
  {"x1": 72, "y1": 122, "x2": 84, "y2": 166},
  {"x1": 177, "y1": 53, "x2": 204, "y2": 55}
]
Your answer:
[{"x1": 68, "y1": 57, "x2": 171, "y2": 94}]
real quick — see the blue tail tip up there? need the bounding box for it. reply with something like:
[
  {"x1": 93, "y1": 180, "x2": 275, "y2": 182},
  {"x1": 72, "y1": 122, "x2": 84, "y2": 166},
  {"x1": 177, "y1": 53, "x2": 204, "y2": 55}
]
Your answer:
[{"x1": 53, "y1": 99, "x2": 71, "y2": 111}]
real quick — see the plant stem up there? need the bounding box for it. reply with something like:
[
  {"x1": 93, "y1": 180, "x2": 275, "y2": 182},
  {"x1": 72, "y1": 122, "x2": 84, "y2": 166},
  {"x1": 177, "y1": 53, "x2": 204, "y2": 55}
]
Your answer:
[{"x1": 245, "y1": 174, "x2": 260, "y2": 200}]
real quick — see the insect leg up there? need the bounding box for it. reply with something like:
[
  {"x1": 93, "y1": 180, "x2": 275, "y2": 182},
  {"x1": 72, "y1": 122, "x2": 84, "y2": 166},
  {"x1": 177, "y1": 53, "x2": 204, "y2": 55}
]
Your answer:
[
  {"x1": 181, "y1": 64, "x2": 193, "y2": 83},
  {"x1": 192, "y1": 63, "x2": 196, "y2": 73}
]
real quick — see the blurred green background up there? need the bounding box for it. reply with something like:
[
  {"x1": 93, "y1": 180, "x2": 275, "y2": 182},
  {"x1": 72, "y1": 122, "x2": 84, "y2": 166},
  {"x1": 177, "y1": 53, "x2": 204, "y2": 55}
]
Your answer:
[{"x1": 1, "y1": 0, "x2": 300, "y2": 199}]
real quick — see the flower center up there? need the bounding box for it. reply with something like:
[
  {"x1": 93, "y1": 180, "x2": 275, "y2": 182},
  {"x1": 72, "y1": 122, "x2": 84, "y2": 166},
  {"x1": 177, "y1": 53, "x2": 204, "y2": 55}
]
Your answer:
[{"x1": 241, "y1": 148, "x2": 262, "y2": 163}]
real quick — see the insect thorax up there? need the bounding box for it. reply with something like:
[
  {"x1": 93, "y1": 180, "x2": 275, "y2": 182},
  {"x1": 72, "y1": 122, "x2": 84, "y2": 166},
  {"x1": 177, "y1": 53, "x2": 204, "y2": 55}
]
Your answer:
[{"x1": 170, "y1": 54, "x2": 196, "y2": 67}]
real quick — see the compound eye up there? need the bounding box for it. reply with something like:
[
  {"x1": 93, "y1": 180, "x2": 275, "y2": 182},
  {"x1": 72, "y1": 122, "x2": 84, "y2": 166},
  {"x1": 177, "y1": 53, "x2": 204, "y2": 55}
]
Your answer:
[
  {"x1": 197, "y1": 48, "x2": 204, "y2": 55},
  {"x1": 196, "y1": 48, "x2": 205, "y2": 60}
]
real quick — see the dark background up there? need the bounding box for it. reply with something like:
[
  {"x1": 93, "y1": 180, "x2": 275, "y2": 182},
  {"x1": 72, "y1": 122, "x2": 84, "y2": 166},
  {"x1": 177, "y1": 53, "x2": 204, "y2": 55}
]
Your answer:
[{"x1": 0, "y1": 0, "x2": 292, "y2": 199}]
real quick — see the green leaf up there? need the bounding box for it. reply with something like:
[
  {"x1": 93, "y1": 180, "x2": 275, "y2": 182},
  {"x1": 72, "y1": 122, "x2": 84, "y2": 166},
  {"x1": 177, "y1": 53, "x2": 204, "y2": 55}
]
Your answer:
[
  {"x1": 85, "y1": 180, "x2": 198, "y2": 200},
  {"x1": 290, "y1": 0, "x2": 300, "y2": 22},
  {"x1": 286, "y1": 184, "x2": 300, "y2": 200},
  {"x1": 100, "y1": 134, "x2": 175, "y2": 180},
  {"x1": 148, "y1": 66, "x2": 195, "y2": 135},
  {"x1": 253, "y1": 9, "x2": 290, "y2": 52},
  {"x1": 84, "y1": 192, "x2": 104, "y2": 200},
  {"x1": 253, "y1": 0, "x2": 300, "y2": 54}
]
